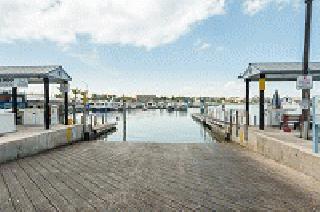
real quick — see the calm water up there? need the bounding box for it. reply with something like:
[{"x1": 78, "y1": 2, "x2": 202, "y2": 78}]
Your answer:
[{"x1": 97, "y1": 108, "x2": 214, "y2": 143}]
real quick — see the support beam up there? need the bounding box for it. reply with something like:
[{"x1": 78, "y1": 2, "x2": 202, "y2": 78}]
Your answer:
[
  {"x1": 245, "y1": 79, "x2": 250, "y2": 140},
  {"x1": 12, "y1": 87, "x2": 18, "y2": 125},
  {"x1": 44, "y1": 78, "x2": 50, "y2": 130},
  {"x1": 259, "y1": 74, "x2": 265, "y2": 130},
  {"x1": 302, "y1": 0, "x2": 313, "y2": 139},
  {"x1": 64, "y1": 81, "x2": 69, "y2": 125}
]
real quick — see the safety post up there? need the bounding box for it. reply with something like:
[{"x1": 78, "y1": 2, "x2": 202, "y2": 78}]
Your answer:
[
  {"x1": 236, "y1": 110, "x2": 239, "y2": 137},
  {"x1": 82, "y1": 90, "x2": 89, "y2": 141},
  {"x1": 312, "y1": 96, "x2": 319, "y2": 153},
  {"x1": 229, "y1": 109, "x2": 233, "y2": 140}
]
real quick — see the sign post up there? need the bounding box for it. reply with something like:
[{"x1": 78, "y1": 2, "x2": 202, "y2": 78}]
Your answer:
[{"x1": 297, "y1": 75, "x2": 313, "y2": 139}]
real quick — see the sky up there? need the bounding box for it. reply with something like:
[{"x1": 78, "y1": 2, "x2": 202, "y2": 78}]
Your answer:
[{"x1": 0, "y1": 0, "x2": 319, "y2": 97}]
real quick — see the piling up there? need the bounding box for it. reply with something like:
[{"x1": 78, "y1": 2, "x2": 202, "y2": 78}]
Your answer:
[{"x1": 123, "y1": 98, "x2": 127, "y2": 141}]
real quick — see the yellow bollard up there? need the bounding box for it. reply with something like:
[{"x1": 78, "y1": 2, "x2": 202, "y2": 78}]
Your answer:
[
  {"x1": 66, "y1": 127, "x2": 72, "y2": 142},
  {"x1": 68, "y1": 118, "x2": 73, "y2": 125},
  {"x1": 240, "y1": 130, "x2": 244, "y2": 144}
]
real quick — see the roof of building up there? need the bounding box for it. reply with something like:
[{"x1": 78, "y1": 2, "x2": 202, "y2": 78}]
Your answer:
[
  {"x1": 239, "y1": 62, "x2": 320, "y2": 81},
  {"x1": 0, "y1": 65, "x2": 71, "y2": 84}
]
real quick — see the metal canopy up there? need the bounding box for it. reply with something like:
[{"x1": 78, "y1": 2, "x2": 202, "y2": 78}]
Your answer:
[
  {"x1": 0, "y1": 65, "x2": 72, "y2": 84},
  {"x1": 239, "y1": 62, "x2": 320, "y2": 81}
]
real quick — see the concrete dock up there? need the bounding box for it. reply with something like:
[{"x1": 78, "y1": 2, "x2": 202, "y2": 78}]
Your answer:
[
  {"x1": 193, "y1": 113, "x2": 320, "y2": 182},
  {"x1": 0, "y1": 123, "x2": 115, "y2": 164},
  {"x1": 1, "y1": 141, "x2": 320, "y2": 210}
]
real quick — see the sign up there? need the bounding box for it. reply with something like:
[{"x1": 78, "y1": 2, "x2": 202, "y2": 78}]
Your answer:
[
  {"x1": 297, "y1": 76, "x2": 313, "y2": 90},
  {"x1": 14, "y1": 78, "x2": 28, "y2": 88},
  {"x1": 59, "y1": 84, "x2": 70, "y2": 93},
  {"x1": 0, "y1": 78, "x2": 14, "y2": 87},
  {"x1": 300, "y1": 99, "x2": 310, "y2": 110},
  {"x1": 259, "y1": 78, "x2": 265, "y2": 91},
  {"x1": 0, "y1": 78, "x2": 28, "y2": 88}
]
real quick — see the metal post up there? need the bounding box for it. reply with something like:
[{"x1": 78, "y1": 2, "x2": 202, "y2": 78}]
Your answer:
[
  {"x1": 123, "y1": 97, "x2": 127, "y2": 141},
  {"x1": 90, "y1": 114, "x2": 93, "y2": 130},
  {"x1": 259, "y1": 74, "x2": 265, "y2": 130},
  {"x1": 313, "y1": 125, "x2": 319, "y2": 153},
  {"x1": 312, "y1": 96, "x2": 318, "y2": 153},
  {"x1": 94, "y1": 115, "x2": 97, "y2": 126},
  {"x1": 82, "y1": 91, "x2": 89, "y2": 140},
  {"x1": 200, "y1": 98, "x2": 204, "y2": 114},
  {"x1": 43, "y1": 78, "x2": 50, "y2": 130},
  {"x1": 245, "y1": 79, "x2": 250, "y2": 140},
  {"x1": 72, "y1": 91, "x2": 77, "y2": 125},
  {"x1": 12, "y1": 87, "x2": 18, "y2": 125},
  {"x1": 302, "y1": 0, "x2": 313, "y2": 140},
  {"x1": 236, "y1": 110, "x2": 239, "y2": 137},
  {"x1": 229, "y1": 109, "x2": 233, "y2": 139},
  {"x1": 64, "y1": 81, "x2": 68, "y2": 125}
]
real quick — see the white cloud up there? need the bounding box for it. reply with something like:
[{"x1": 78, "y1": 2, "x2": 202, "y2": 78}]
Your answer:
[
  {"x1": 68, "y1": 48, "x2": 99, "y2": 65},
  {"x1": 0, "y1": 0, "x2": 225, "y2": 49},
  {"x1": 243, "y1": 0, "x2": 301, "y2": 15},
  {"x1": 194, "y1": 39, "x2": 211, "y2": 51}
]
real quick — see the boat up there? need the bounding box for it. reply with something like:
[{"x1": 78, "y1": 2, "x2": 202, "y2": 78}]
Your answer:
[
  {"x1": 146, "y1": 102, "x2": 157, "y2": 109},
  {"x1": 176, "y1": 102, "x2": 188, "y2": 111},
  {"x1": 167, "y1": 103, "x2": 175, "y2": 112}
]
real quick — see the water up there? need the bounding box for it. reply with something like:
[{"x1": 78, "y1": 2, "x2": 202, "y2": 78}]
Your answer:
[{"x1": 97, "y1": 108, "x2": 214, "y2": 143}]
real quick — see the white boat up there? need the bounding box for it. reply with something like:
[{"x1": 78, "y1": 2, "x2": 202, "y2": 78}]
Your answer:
[{"x1": 146, "y1": 102, "x2": 157, "y2": 109}]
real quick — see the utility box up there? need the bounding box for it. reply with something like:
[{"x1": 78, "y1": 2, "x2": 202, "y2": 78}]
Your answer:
[
  {"x1": 51, "y1": 105, "x2": 59, "y2": 125},
  {"x1": 23, "y1": 108, "x2": 44, "y2": 125},
  {"x1": 0, "y1": 113, "x2": 16, "y2": 134},
  {"x1": 267, "y1": 106, "x2": 283, "y2": 127}
]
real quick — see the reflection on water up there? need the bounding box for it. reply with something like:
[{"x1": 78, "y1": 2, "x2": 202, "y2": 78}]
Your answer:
[{"x1": 98, "y1": 108, "x2": 214, "y2": 143}]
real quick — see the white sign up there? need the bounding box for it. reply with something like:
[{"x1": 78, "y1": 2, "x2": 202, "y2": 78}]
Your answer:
[
  {"x1": 297, "y1": 76, "x2": 313, "y2": 90},
  {"x1": 59, "y1": 84, "x2": 70, "y2": 93},
  {"x1": 300, "y1": 99, "x2": 310, "y2": 110},
  {"x1": 0, "y1": 78, "x2": 14, "y2": 87},
  {"x1": 0, "y1": 78, "x2": 28, "y2": 88},
  {"x1": 14, "y1": 78, "x2": 28, "y2": 88}
]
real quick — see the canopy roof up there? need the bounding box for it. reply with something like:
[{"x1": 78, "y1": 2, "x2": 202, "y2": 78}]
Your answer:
[
  {"x1": 0, "y1": 65, "x2": 71, "y2": 84},
  {"x1": 239, "y1": 62, "x2": 320, "y2": 81}
]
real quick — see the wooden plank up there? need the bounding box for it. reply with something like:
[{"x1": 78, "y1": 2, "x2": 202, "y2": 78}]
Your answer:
[
  {"x1": 0, "y1": 168, "x2": 14, "y2": 212},
  {"x1": 35, "y1": 156, "x2": 107, "y2": 210},
  {"x1": 25, "y1": 157, "x2": 95, "y2": 211},
  {"x1": 17, "y1": 159, "x2": 75, "y2": 212},
  {"x1": 1, "y1": 163, "x2": 34, "y2": 211},
  {"x1": 43, "y1": 154, "x2": 117, "y2": 196},
  {"x1": 9, "y1": 162, "x2": 56, "y2": 211}
]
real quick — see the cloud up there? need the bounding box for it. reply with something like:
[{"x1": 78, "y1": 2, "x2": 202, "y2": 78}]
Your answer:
[
  {"x1": 0, "y1": 0, "x2": 225, "y2": 49},
  {"x1": 68, "y1": 48, "x2": 99, "y2": 65},
  {"x1": 194, "y1": 39, "x2": 211, "y2": 51},
  {"x1": 242, "y1": 0, "x2": 301, "y2": 15}
]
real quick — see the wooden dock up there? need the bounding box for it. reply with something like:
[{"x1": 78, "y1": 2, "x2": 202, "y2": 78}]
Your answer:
[{"x1": 1, "y1": 141, "x2": 320, "y2": 210}]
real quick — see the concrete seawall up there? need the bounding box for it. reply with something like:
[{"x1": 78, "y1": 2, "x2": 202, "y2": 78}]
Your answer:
[
  {"x1": 0, "y1": 125, "x2": 84, "y2": 164},
  {"x1": 193, "y1": 113, "x2": 320, "y2": 182},
  {"x1": 236, "y1": 129, "x2": 320, "y2": 182}
]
